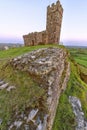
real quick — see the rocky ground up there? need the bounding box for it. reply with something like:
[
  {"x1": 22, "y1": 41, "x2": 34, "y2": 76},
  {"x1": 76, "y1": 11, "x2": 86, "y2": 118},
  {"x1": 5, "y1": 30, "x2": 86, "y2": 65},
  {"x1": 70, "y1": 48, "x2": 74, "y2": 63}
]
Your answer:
[
  {"x1": 0, "y1": 46, "x2": 87, "y2": 130},
  {"x1": 9, "y1": 47, "x2": 70, "y2": 130},
  {"x1": 69, "y1": 96, "x2": 87, "y2": 130}
]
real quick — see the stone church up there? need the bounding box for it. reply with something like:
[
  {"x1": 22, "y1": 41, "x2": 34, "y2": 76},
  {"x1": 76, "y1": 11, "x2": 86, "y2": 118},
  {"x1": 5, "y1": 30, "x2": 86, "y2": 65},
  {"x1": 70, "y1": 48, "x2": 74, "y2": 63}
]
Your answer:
[{"x1": 23, "y1": 0, "x2": 63, "y2": 46}]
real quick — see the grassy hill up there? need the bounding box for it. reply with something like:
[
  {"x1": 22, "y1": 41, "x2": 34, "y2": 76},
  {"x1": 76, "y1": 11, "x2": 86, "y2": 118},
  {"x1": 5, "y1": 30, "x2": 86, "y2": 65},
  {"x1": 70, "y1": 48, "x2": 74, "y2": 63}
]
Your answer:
[
  {"x1": 69, "y1": 48, "x2": 87, "y2": 67},
  {"x1": 52, "y1": 47, "x2": 87, "y2": 130},
  {"x1": 0, "y1": 44, "x2": 64, "y2": 129},
  {"x1": 0, "y1": 45, "x2": 87, "y2": 130}
]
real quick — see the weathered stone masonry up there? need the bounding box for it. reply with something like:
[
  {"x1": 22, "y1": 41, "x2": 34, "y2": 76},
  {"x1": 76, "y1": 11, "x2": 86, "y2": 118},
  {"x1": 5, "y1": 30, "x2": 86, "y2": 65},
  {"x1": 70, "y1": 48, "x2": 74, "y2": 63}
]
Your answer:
[
  {"x1": 23, "y1": 0, "x2": 63, "y2": 46},
  {"x1": 10, "y1": 48, "x2": 70, "y2": 130}
]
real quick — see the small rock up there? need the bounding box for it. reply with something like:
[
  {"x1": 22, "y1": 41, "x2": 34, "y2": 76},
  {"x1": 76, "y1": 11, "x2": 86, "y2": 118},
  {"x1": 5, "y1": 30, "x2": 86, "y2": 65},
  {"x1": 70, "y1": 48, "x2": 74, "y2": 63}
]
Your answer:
[
  {"x1": 17, "y1": 56, "x2": 22, "y2": 60},
  {"x1": 0, "y1": 119, "x2": 2, "y2": 125},
  {"x1": 14, "y1": 120, "x2": 23, "y2": 128},
  {"x1": 0, "y1": 81, "x2": 4, "y2": 86},
  {"x1": 27, "y1": 109, "x2": 38, "y2": 122},
  {"x1": 43, "y1": 115, "x2": 48, "y2": 130},
  {"x1": 69, "y1": 96, "x2": 87, "y2": 130},
  {"x1": 48, "y1": 87, "x2": 52, "y2": 95},
  {"x1": 9, "y1": 124, "x2": 14, "y2": 130},
  {"x1": 0, "y1": 83, "x2": 9, "y2": 89},
  {"x1": 35, "y1": 117, "x2": 41, "y2": 125},
  {"x1": 38, "y1": 61, "x2": 43, "y2": 64},
  {"x1": 14, "y1": 58, "x2": 18, "y2": 61},
  {"x1": 36, "y1": 120, "x2": 43, "y2": 130},
  {"x1": 24, "y1": 124, "x2": 29, "y2": 130},
  {"x1": 7, "y1": 86, "x2": 16, "y2": 91},
  {"x1": 24, "y1": 116, "x2": 27, "y2": 121},
  {"x1": 31, "y1": 55, "x2": 36, "y2": 59},
  {"x1": 47, "y1": 97, "x2": 52, "y2": 105},
  {"x1": 85, "y1": 127, "x2": 87, "y2": 130}
]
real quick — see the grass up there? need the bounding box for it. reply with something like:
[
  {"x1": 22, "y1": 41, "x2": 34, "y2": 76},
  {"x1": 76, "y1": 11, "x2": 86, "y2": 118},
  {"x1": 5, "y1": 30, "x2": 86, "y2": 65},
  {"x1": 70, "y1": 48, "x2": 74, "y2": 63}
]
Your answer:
[
  {"x1": 0, "y1": 44, "x2": 64, "y2": 59},
  {"x1": 74, "y1": 58, "x2": 87, "y2": 67},
  {"x1": 78, "y1": 65, "x2": 87, "y2": 75},
  {"x1": 52, "y1": 48, "x2": 87, "y2": 130},
  {"x1": 52, "y1": 61, "x2": 87, "y2": 130},
  {"x1": 0, "y1": 44, "x2": 64, "y2": 129},
  {"x1": 68, "y1": 48, "x2": 87, "y2": 67},
  {"x1": 0, "y1": 45, "x2": 87, "y2": 129},
  {"x1": 0, "y1": 64, "x2": 46, "y2": 129}
]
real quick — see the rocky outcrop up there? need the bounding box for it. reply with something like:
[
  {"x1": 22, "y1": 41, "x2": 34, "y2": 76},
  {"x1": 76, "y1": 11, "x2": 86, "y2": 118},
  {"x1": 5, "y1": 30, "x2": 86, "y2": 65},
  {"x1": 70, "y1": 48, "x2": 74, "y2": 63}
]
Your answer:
[
  {"x1": 9, "y1": 47, "x2": 70, "y2": 130},
  {"x1": 69, "y1": 96, "x2": 87, "y2": 130}
]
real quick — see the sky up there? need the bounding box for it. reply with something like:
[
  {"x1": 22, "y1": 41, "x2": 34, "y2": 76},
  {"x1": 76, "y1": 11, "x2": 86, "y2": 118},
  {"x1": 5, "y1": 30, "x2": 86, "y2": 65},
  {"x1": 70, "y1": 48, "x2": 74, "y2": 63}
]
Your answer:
[{"x1": 0, "y1": 0, "x2": 87, "y2": 46}]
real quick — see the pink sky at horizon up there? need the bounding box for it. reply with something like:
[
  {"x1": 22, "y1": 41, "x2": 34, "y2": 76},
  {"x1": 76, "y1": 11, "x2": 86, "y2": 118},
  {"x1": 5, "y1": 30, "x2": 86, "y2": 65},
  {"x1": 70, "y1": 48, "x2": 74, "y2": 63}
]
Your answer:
[{"x1": 0, "y1": 0, "x2": 87, "y2": 46}]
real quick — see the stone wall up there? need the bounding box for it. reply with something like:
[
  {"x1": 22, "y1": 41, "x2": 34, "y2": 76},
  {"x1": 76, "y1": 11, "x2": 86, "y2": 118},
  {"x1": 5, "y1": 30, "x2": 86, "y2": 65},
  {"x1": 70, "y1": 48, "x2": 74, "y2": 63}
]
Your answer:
[
  {"x1": 23, "y1": 31, "x2": 47, "y2": 46},
  {"x1": 10, "y1": 47, "x2": 70, "y2": 130},
  {"x1": 23, "y1": 0, "x2": 63, "y2": 46}
]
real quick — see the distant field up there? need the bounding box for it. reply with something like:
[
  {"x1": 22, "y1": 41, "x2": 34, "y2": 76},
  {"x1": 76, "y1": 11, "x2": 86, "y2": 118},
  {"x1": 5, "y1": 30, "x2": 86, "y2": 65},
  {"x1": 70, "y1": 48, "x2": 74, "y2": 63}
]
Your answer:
[{"x1": 68, "y1": 48, "x2": 87, "y2": 67}]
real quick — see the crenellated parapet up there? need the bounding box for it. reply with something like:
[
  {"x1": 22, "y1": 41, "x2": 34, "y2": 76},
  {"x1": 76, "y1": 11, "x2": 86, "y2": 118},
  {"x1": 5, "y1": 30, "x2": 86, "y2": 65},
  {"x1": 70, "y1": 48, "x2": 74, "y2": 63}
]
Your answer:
[{"x1": 47, "y1": 1, "x2": 63, "y2": 16}]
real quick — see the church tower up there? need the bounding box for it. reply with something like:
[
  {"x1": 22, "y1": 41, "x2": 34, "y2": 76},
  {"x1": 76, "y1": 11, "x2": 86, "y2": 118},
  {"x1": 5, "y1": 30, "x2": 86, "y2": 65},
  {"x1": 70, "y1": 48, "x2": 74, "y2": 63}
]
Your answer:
[{"x1": 46, "y1": 0, "x2": 63, "y2": 44}]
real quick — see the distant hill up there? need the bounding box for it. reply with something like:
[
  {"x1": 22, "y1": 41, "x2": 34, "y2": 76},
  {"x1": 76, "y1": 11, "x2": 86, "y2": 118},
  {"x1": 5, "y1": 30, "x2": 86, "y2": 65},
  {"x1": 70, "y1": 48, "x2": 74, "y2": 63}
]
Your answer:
[
  {"x1": 64, "y1": 40, "x2": 87, "y2": 47},
  {"x1": 0, "y1": 43, "x2": 23, "y2": 50}
]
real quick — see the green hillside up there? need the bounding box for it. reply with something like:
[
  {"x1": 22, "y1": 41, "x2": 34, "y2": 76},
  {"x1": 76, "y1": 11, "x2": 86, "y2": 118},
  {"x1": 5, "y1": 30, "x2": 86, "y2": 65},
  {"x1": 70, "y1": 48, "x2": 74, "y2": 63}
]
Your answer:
[
  {"x1": 52, "y1": 47, "x2": 87, "y2": 130},
  {"x1": 69, "y1": 48, "x2": 87, "y2": 67},
  {"x1": 0, "y1": 44, "x2": 64, "y2": 129},
  {"x1": 0, "y1": 44, "x2": 64, "y2": 59},
  {"x1": 0, "y1": 45, "x2": 87, "y2": 130}
]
